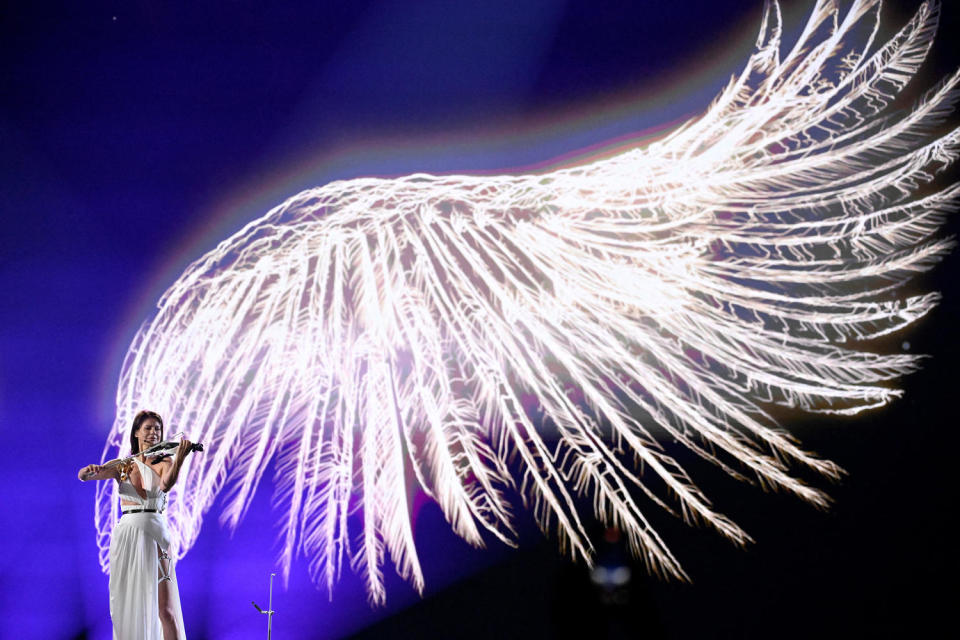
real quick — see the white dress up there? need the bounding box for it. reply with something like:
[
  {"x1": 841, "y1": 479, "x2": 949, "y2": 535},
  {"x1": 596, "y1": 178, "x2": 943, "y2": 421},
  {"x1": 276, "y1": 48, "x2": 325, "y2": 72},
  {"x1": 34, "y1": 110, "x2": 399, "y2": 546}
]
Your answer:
[{"x1": 109, "y1": 458, "x2": 186, "y2": 640}]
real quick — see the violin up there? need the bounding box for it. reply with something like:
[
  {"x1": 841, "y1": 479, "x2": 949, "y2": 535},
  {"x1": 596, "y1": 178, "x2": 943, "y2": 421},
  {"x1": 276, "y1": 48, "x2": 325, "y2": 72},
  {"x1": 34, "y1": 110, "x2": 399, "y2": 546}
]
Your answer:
[{"x1": 81, "y1": 432, "x2": 204, "y2": 480}]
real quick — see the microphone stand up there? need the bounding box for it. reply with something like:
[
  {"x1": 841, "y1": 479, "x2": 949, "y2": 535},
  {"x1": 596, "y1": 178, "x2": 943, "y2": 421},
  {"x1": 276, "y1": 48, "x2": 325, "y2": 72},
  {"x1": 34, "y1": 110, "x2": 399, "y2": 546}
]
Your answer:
[{"x1": 252, "y1": 572, "x2": 276, "y2": 640}]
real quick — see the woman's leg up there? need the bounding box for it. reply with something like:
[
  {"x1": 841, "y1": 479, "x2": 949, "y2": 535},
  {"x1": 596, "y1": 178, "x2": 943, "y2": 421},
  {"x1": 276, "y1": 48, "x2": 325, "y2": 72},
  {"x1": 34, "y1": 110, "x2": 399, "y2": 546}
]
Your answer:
[{"x1": 157, "y1": 545, "x2": 179, "y2": 640}]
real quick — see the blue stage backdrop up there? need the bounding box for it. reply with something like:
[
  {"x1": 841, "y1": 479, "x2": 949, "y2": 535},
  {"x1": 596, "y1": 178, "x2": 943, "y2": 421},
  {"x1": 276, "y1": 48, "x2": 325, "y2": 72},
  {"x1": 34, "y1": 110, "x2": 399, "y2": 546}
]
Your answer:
[{"x1": 1, "y1": 1, "x2": 957, "y2": 638}]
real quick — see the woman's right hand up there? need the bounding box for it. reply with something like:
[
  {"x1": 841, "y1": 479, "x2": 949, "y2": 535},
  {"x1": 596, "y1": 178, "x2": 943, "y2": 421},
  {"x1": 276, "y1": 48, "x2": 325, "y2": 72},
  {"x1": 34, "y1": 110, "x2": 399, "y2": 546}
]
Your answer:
[{"x1": 78, "y1": 464, "x2": 102, "y2": 481}]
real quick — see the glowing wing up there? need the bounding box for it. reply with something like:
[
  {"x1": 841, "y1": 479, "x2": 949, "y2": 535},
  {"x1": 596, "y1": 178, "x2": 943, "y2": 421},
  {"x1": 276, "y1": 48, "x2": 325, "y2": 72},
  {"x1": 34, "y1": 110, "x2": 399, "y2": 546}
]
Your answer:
[{"x1": 95, "y1": 0, "x2": 959, "y2": 603}]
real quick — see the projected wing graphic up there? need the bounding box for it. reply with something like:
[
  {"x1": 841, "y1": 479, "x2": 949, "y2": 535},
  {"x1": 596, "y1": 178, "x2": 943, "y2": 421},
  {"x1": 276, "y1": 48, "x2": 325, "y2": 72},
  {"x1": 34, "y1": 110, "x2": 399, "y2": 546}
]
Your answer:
[{"x1": 95, "y1": 0, "x2": 959, "y2": 603}]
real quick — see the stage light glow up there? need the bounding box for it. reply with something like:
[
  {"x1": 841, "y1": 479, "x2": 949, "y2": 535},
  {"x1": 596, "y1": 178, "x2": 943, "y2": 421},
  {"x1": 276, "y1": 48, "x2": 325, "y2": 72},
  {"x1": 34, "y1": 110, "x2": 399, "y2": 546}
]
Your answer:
[{"x1": 95, "y1": 0, "x2": 959, "y2": 604}]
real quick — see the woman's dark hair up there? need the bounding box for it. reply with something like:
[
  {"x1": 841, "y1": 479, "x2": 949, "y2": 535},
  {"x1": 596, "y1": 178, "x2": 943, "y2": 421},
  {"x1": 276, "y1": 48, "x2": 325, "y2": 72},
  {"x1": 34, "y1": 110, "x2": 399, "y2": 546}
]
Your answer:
[{"x1": 130, "y1": 410, "x2": 164, "y2": 454}]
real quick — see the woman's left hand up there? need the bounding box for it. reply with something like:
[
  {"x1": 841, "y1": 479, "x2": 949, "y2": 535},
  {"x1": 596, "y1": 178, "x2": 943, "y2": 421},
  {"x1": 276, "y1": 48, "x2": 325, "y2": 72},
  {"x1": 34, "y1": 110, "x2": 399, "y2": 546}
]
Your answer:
[{"x1": 176, "y1": 439, "x2": 194, "y2": 462}]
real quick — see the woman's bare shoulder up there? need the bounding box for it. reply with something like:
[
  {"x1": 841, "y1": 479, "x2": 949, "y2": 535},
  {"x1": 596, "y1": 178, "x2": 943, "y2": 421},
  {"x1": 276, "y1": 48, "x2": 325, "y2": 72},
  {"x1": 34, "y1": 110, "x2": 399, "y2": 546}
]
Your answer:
[{"x1": 153, "y1": 457, "x2": 174, "y2": 471}]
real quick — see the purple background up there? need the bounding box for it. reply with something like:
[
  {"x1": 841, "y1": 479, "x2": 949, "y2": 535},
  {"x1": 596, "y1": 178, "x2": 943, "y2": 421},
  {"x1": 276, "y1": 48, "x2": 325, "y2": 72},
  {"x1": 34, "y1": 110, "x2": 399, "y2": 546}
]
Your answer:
[{"x1": 2, "y1": 1, "x2": 957, "y2": 638}]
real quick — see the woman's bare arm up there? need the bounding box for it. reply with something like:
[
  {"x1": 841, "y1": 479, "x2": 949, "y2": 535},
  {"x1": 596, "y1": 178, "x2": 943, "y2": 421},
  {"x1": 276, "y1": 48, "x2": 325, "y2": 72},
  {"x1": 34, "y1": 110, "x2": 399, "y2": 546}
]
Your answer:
[
  {"x1": 78, "y1": 462, "x2": 120, "y2": 482},
  {"x1": 159, "y1": 440, "x2": 193, "y2": 492}
]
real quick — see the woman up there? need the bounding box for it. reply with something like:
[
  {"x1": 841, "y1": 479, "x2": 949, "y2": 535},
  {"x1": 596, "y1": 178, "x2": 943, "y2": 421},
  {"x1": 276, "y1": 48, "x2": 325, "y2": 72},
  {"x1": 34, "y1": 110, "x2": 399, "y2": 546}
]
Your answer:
[{"x1": 78, "y1": 410, "x2": 193, "y2": 640}]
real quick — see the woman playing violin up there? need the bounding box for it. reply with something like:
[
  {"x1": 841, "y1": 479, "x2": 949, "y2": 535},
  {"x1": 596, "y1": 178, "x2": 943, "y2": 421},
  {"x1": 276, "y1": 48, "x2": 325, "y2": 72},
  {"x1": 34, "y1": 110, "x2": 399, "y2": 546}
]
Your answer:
[{"x1": 78, "y1": 410, "x2": 193, "y2": 640}]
